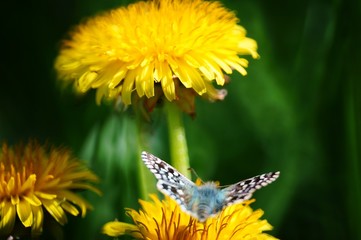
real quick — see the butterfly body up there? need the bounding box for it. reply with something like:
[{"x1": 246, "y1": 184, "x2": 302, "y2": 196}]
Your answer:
[
  {"x1": 185, "y1": 182, "x2": 226, "y2": 222},
  {"x1": 141, "y1": 151, "x2": 280, "y2": 222}
]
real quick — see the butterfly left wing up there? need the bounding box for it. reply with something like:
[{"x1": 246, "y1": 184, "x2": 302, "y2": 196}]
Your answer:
[
  {"x1": 222, "y1": 171, "x2": 280, "y2": 206},
  {"x1": 141, "y1": 151, "x2": 195, "y2": 210}
]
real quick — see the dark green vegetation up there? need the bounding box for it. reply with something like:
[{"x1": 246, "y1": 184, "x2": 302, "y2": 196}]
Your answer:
[{"x1": 1, "y1": 0, "x2": 360, "y2": 239}]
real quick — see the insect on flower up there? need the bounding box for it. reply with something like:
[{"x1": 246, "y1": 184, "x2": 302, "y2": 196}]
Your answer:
[{"x1": 141, "y1": 151, "x2": 280, "y2": 222}]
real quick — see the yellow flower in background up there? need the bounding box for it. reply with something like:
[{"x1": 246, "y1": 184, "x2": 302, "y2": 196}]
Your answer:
[
  {"x1": 0, "y1": 142, "x2": 100, "y2": 237},
  {"x1": 55, "y1": 0, "x2": 259, "y2": 114},
  {"x1": 102, "y1": 195, "x2": 277, "y2": 239}
]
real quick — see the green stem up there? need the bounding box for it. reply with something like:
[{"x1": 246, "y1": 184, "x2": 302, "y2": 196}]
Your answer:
[
  {"x1": 346, "y1": 79, "x2": 361, "y2": 239},
  {"x1": 165, "y1": 101, "x2": 191, "y2": 179},
  {"x1": 136, "y1": 112, "x2": 157, "y2": 200}
]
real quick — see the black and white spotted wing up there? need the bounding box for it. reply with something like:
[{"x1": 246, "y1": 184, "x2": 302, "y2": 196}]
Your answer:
[
  {"x1": 141, "y1": 151, "x2": 195, "y2": 208},
  {"x1": 142, "y1": 151, "x2": 280, "y2": 222},
  {"x1": 221, "y1": 171, "x2": 280, "y2": 206}
]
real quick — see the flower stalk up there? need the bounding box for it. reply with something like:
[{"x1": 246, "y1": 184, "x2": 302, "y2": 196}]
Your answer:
[
  {"x1": 165, "y1": 101, "x2": 191, "y2": 179},
  {"x1": 136, "y1": 112, "x2": 158, "y2": 199},
  {"x1": 136, "y1": 146, "x2": 157, "y2": 200}
]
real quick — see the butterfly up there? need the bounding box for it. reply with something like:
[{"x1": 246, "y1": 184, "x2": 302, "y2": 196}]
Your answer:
[{"x1": 141, "y1": 151, "x2": 280, "y2": 222}]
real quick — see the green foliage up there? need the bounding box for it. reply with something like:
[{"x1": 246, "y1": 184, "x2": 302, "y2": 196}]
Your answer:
[{"x1": 1, "y1": 0, "x2": 360, "y2": 239}]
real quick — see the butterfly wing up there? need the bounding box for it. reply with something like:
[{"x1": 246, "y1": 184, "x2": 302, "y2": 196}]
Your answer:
[
  {"x1": 222, "y1": 171, "x2": 280, "y2": 206},
  {"x1": 141, "y1": 151, "x2": 195, "y2": 210}
]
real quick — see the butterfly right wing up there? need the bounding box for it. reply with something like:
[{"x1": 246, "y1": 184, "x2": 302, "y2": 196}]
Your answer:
[
  {"x1": 141, "y1": 151, "x2": 195, "y2": 210},
  {"x1": 222, "y1": 171, "x2": 280, "y2": 206}
]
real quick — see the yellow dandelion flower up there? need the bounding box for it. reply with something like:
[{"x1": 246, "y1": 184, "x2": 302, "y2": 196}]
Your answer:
[
  {"x1": 0, "y1": 142, "x2": 100, "y2": 238},
  {"x1": 102, "y1": 195, "x2": 277, "y2": 239},
  {"x1": 55, "y1": 0, "x2": 259, "y2": 114}
]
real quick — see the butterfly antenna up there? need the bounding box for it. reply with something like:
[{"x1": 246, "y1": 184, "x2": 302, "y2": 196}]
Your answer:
[{"x1": 188, "y1": 167, "x2": 204, "y2": 184}]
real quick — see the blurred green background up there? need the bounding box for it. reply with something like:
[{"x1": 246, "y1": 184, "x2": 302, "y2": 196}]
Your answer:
[{"x1": 1, "y1": 0, "x2": 360, "y2": 239}]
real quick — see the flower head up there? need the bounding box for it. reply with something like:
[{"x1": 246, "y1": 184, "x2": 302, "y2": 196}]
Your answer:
[
  {"x1": 55, "y1": 0, "x2": 259, "y2": 114},
  {"x1": 0, "y1": 142, "x2": 100, "y2": 237},
  {"x1": 102, "y1": 194, "x2": 277, "y2": 239}
]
